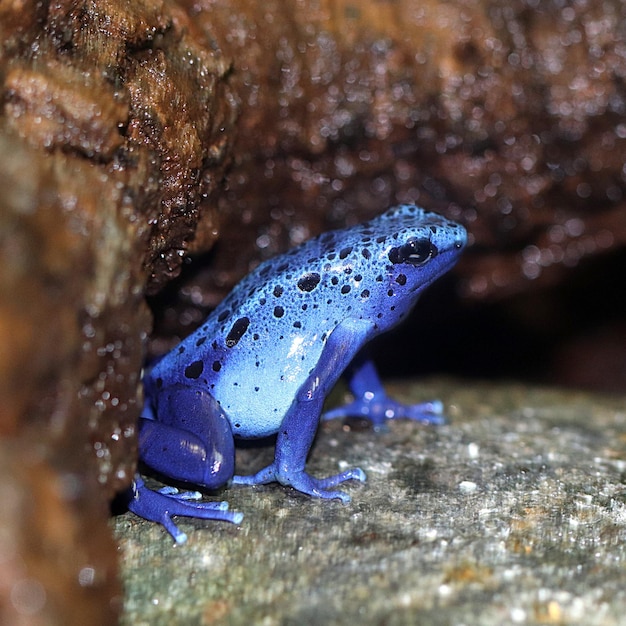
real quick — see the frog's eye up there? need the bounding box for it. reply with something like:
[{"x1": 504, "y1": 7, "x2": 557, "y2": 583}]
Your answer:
[{"x1": 388, "y1": 238, "x2": 437, "y2": 265}]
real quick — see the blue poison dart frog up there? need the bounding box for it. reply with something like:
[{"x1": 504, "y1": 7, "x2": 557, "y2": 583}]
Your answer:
[{"x1": 127, "y1": 204, "x2": 467, "y2": 543}]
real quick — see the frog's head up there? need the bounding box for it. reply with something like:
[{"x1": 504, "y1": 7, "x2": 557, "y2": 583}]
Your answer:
[
  {"x1": 342, "y1": 205, "x2": 467, "y2": 327},
  {"x1": 264, "y1": 204, "x2": 466, "y2": 334}
]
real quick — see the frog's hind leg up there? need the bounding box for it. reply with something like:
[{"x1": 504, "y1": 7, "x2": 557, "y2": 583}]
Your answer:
[
  {"x1": 126, "y1": 385, "x2": 240, "y2": 543},
  {"x1": 138, "y1": 385, "x2": 235, "y2": 489}
]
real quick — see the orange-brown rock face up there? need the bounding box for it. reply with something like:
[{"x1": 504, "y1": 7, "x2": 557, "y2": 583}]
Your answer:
[
  {"x1": 1, "y1": 0, "x2": 625, "y2": 621},
  {"x1": 190, "y1": 0, "x2": 626, "y2": 302},
  {"x1": 1, "y1": 0, "x2": 235, "y2": 621}
]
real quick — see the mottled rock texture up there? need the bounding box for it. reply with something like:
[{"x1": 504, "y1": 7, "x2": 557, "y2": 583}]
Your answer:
[
  {"x1": 117, "y1": 381, "x2": 626, "y2": 626},
  {"x1": 1, "y1": 0, "x2": 625, "y2": 622},
  {"x1": 1, "y1": 0, "x2": 235, "y2": 622},
  {"x1": 180, "y1": 0, "x2": 626, "y2": 302}
]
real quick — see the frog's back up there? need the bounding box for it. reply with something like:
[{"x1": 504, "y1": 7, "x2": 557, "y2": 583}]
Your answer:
[{"x1": 150, "y1": 205, "x2": 466, "y2": 437}]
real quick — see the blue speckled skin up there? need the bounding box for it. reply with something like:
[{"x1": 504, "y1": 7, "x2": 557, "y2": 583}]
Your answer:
[{"x1": 128, "y1": 205, "x2": 466, "y2": 543}]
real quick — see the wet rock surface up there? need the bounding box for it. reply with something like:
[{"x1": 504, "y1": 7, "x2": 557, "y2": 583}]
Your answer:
[
  {"x1": 1, "y1": 0, "x2": 235, "y2": 620},
  {"x1": 116, "y1": 380, "x2": 626, "y2": 625},
  {"x1": 0, "y1": 130, "x2": 133, "y2": 623},
  {"x1": 166, "y1": 0, "x2": 626, "y2": 312},
  {"x1": 1, "y1": 0, "x2": 626, "y2": 622}
]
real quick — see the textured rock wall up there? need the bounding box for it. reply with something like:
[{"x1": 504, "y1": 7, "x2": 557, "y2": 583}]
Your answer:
[
  {"x1": 0, "y1": 0, "x2": 236, "y2": 622},
  {"x1": 1, "y1": 0, "x2": 625, "y2": 622},
  {"x1": 191, "y1": 0, "x2": 626, "y2": 301}
]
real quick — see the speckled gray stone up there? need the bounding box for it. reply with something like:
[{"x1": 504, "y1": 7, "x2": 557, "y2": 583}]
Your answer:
[{"x1": 115, "y1": 380, "x2": 626, "y2": 625}]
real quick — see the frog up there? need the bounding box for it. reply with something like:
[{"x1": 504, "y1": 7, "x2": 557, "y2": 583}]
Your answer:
[{"x1": 127, "y1": 204, "x2": 467, "y2": 543}]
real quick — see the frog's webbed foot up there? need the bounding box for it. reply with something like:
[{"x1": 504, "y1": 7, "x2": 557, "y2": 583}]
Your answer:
[
  {"x1": 322, "y1": 395, "x2": 445, "y2": 430},
  {"x1": 127, "y1": 476, "x2": 243, "y2": 544},
  {"x1": 232, "y1": 464, "x2": 366, "y2": 503},
  {"x1": 324, "y1": 357, "x2": 446, "y2": 429}
]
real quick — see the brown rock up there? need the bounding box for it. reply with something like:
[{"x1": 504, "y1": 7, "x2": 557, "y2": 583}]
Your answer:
[
  {"x1": 0, "y1": 0, "x2": 236, "y2": 620},
  {"x1": 2, "y1": 0, "x2": 626, "y2": 621}
]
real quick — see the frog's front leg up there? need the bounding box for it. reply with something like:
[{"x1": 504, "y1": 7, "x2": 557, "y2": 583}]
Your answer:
[
  {"x1": 233, "y1": 319, "x2": 375, "y2": 501},
  {"x1": 322, "y1": 355, "x2": 445, "y2": 429},
  {"x1": 128, "y1": 385, "x2": 242, "y2": 543}
]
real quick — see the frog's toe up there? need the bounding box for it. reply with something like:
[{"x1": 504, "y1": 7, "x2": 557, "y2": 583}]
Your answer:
[
  {"x1": 232, "y1": 464, "x2": 278, "y2": 486},
  {"x1": 401, "y1": 399, "x2": 446, "y2": 426},
  {"x1": 283, "y1": 467, "x2": 366, "y2": 503},
  {"x1": 233, "y1": 465, "x2": 366, "y2": 503},
  {"x1": 313, "y1": 467, "x2": 367, "y2": 488},
  {"x1": 312, "y1": 488, "x2": 351, "y2": 503},
  {"x1": 128, "y1": 477, "x2": 243, "y2": 544},
  {"x1": 158, "y1": 488, "x2": 206, "y2": 502}
]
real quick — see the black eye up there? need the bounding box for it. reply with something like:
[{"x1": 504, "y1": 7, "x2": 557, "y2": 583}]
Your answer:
[{"x1": 388, "y1": 238, "x2": 437, "y2": 265}]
